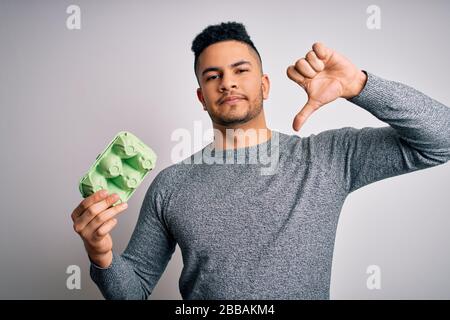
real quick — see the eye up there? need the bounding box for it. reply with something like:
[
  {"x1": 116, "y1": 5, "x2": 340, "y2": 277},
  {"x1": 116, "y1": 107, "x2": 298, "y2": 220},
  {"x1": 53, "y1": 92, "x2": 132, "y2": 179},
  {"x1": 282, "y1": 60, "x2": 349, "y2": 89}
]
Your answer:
[
  {"x1": 237, "y1": 69, "x2": 249, "y2": 74},
  {"x1": 206, "y1": 74, "x2": 220, "y2": 81}
]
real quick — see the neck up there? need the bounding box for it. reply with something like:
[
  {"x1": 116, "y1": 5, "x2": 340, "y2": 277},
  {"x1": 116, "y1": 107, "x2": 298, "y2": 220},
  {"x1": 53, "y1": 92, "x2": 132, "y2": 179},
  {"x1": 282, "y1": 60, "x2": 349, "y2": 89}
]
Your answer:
[{"x1": 211, "y1": 109, "x2": 272, "y2": 150}]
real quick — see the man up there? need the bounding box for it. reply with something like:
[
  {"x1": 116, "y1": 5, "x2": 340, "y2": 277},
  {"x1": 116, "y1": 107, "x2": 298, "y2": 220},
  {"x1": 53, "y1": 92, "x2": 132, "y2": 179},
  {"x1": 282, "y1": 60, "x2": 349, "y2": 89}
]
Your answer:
[{"x1": 71, "y1": 22, "x2": 450, "y2": 299}]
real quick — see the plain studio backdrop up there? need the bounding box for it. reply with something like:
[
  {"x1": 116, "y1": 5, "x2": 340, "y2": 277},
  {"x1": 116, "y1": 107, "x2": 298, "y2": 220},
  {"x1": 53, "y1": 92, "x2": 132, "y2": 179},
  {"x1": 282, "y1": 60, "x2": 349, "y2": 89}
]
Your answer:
[{"x1": 0, "y1": 0, "x2": 449, "y2": 299}]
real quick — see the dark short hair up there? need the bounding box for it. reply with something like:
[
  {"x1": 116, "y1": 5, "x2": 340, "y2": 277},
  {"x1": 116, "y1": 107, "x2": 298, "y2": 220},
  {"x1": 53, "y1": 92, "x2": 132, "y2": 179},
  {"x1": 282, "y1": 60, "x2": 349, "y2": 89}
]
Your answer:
[{"x1": 191, "y1": 21, "x2": 262, "y2": 76}]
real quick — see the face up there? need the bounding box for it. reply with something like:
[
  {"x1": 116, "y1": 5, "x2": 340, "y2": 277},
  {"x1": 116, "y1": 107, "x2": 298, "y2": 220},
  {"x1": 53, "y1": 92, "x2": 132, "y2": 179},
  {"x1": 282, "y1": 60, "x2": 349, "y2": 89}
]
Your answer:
[{"x1": 196, "y1": 40, "x2": 270, "y2": 127}]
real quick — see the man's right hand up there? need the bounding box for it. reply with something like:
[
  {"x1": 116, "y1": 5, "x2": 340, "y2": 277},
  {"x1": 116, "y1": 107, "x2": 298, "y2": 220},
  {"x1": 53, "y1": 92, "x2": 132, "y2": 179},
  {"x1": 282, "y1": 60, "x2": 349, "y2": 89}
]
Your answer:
[{"x1": 71, "y1": 190, "x2": 128, "y2": 268}]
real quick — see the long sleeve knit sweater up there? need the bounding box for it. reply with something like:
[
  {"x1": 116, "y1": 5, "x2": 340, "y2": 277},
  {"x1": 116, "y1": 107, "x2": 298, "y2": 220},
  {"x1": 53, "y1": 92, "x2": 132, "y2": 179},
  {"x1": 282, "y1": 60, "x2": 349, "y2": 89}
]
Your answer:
[{"x1": 89, "y1": 72, "x2": 450, "y2": 299}]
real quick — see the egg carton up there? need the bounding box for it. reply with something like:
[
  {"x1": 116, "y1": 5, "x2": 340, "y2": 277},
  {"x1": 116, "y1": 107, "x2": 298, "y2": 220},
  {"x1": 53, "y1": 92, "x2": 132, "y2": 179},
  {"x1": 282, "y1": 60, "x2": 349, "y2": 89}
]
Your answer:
[{"x1": 79, "y1": 131, "x2": 157, "y2": 205}]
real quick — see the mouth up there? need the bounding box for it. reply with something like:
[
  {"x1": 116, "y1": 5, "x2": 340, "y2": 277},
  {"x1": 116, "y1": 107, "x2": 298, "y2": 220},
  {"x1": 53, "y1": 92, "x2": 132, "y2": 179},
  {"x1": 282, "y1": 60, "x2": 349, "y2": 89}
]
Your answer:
[{"x1": 220, "y1": 95, "x2": 246, "y2": 105}]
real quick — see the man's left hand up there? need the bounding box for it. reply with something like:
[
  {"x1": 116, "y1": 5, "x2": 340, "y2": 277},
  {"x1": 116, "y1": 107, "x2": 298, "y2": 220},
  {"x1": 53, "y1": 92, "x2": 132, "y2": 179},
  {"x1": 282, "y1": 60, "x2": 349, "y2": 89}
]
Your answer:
[{"x1": 287, "y1": 42, "x2": 367, "y2": 131}]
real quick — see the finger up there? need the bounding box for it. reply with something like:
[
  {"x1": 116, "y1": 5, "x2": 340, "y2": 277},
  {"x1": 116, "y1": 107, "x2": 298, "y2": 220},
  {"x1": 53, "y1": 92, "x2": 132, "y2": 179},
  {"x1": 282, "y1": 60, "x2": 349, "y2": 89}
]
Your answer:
[
  {"x1": 94, "y1": 218, "x2": 118, "y2": 239},
  {"x1": 72, "y1": 189, "x2": 109, "y2": 221},
  {"x1": 286, "y1": 65, "x2": 306, "y2": 88},
  {"x1": 81, "y1": 202, "x2": 128, "y2": 238},
  {"x1": 73, "y1": 193, "x2": 121, "y2": 233},
  {"x1": 305, "y1": 50, "x2": 325, "y2": 73},
  {"x1": 293, "y1": 101, "x2": 317, "y2": 132},
  {"x1": 294, "y1": 58, "x2": 317, "y2": 79},
  {"x1": 312, "y1": 42, "x2": 332, "y2": 61}
]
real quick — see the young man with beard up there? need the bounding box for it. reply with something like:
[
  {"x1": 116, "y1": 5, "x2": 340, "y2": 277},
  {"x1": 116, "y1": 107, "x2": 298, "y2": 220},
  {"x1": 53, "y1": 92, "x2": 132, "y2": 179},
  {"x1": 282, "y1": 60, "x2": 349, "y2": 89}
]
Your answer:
[{"x1": 71, "y1": 22, "x2": 450, "y2": 299}]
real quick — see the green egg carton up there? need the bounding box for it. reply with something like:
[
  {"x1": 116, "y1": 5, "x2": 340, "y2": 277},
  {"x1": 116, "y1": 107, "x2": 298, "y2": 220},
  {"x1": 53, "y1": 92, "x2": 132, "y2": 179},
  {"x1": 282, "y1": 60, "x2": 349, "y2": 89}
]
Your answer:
[{"x1": 79, "y1": 131, "x2": 157, "y2": 205}]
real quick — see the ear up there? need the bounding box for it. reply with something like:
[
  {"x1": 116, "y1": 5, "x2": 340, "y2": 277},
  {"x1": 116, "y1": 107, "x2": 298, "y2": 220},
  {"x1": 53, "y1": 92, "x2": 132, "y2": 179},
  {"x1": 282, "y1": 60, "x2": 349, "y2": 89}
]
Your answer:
[
  {"x1": 261, "y1": 74, "x2": 270, "y2": 100},
  {"x1": 197, "y1": 88, "x2": 207, "y2": 110}
]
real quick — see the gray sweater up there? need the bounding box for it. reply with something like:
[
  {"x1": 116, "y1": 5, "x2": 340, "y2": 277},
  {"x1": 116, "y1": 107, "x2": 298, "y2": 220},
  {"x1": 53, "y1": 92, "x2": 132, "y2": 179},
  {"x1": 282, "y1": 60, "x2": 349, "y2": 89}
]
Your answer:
[{"x1": 90, "y1": 72, "x2": 450, "y2": 299}]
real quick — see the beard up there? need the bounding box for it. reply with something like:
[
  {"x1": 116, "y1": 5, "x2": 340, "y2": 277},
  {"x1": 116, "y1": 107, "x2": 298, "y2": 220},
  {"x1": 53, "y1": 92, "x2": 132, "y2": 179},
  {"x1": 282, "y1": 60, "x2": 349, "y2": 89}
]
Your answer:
[{"x1": 206, "y1": 90, "x2": 264, "y2": 127}]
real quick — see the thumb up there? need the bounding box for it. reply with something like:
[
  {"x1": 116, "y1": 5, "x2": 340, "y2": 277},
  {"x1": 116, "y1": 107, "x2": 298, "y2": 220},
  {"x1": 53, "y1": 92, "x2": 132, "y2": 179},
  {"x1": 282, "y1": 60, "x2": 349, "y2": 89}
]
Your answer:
[{"x1": 293, "y1": 99, "x2": 319, "y2": 132}]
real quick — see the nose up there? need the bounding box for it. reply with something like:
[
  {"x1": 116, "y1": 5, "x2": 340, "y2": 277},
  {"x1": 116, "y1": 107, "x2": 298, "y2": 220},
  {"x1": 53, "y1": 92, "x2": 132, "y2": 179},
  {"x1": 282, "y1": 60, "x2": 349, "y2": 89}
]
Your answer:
[{"x1": 219, "y1": 72, "x2": 238, "y2": 92}]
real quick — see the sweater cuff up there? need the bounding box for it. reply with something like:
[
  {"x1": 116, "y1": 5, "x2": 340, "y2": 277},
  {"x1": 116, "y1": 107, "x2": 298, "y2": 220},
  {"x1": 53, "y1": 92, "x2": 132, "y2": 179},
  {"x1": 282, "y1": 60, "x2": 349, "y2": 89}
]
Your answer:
[
  {"x1": 90, "y1": 251, "x2": 120, "y2": 283},
  {"x1": 346, "y1": 70, "x2": 393, "y2": 112}
]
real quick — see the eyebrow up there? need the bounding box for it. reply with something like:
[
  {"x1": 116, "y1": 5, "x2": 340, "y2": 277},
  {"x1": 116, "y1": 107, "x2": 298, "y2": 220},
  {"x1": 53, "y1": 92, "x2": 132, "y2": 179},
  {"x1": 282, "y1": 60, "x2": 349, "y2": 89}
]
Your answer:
[{"x1": 201, "y1": 60, "x2": 252, "y2": 77}]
